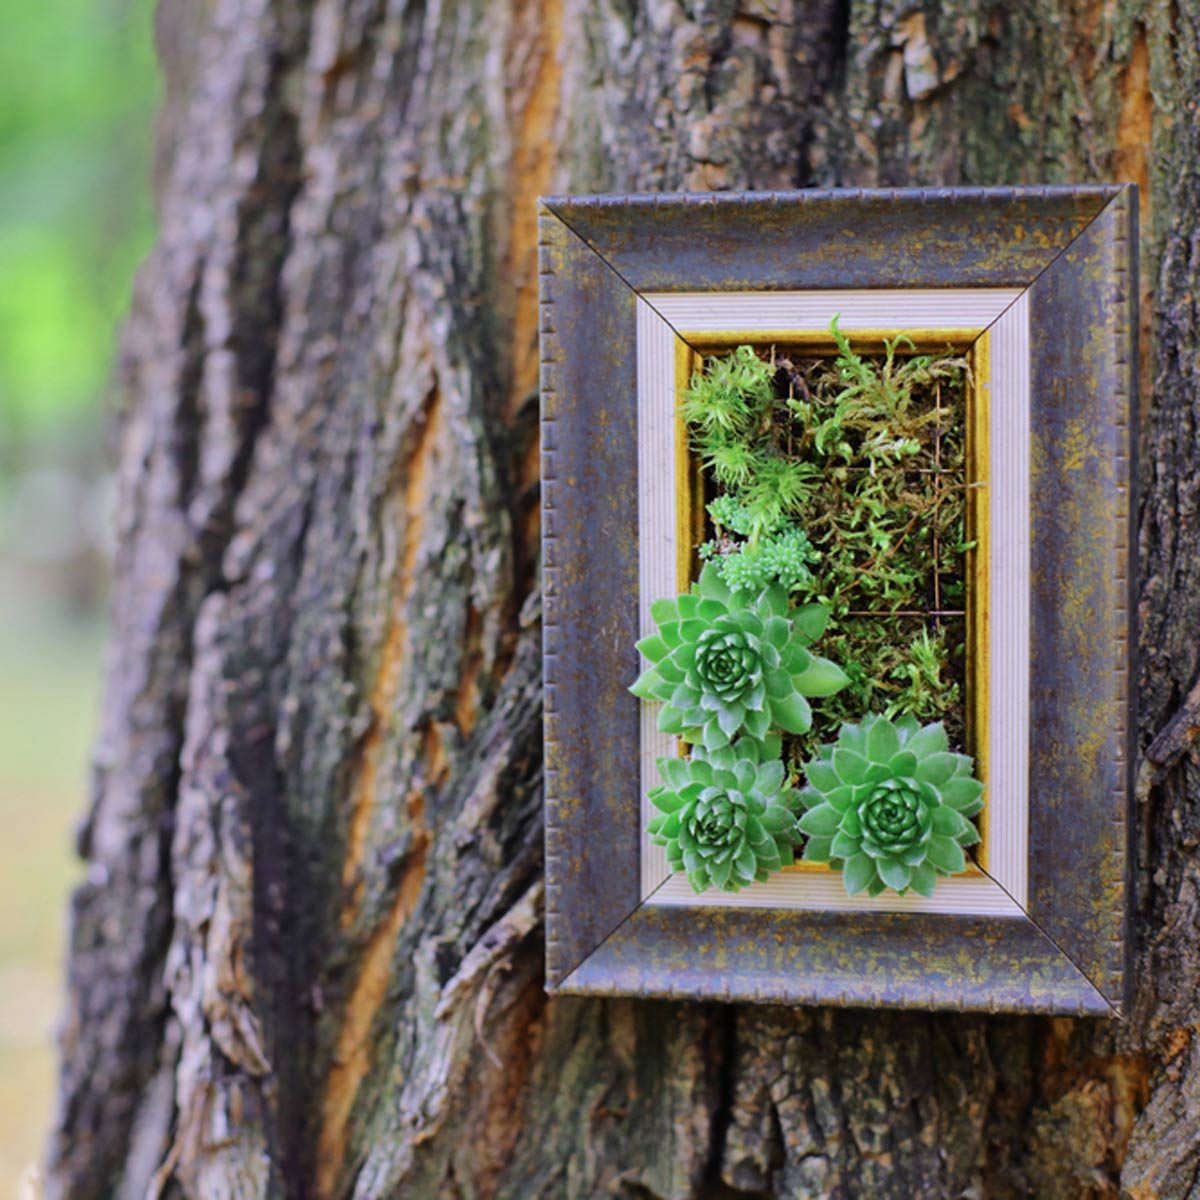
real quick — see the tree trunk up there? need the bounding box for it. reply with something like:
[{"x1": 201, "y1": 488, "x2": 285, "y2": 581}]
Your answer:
[{"x1": 45, "y1": 0, "x2": 1199, "y2": 1197}]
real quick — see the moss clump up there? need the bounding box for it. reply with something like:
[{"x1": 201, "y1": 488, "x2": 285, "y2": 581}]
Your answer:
[{"x1": 681, "y1": 322, "x2": 972, "y2": 767}]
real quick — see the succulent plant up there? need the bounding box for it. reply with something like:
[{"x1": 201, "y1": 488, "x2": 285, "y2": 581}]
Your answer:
[
  {"x1": 648, "y1": 736, "x2": 803, "y2": 893},
  {"x1": 797, "y1": 714, "x2": 984, "y2": 897},
  {"x1": 710, "y1": 527, "x2": 817, "y2": 595},
  {"x1": 630, "y1": 563, "x2": 849, "y2": 749}
]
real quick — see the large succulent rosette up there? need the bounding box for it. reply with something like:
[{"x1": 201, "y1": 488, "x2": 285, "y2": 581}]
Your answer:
[
  {"x1": 797, "y1": 714, "x2": 984, "y2": 897},
  {"x1": 630, "y1": 563, "x2": 848, "y2": 750},
  {"x1": 648, "y1": 736, "x2": 803, "y2": 893}
]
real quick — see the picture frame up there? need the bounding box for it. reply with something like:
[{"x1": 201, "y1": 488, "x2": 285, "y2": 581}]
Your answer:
[{"x1": 540, "y1": 186, "x2": 1136, "y2": 1015}]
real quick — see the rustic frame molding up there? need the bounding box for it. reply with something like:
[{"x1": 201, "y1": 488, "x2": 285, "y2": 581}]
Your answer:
[{"x1": 540, "y1": 187, "x2": 1136, "y2": 1015}]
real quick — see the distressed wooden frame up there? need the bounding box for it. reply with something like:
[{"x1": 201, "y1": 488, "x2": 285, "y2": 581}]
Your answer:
[{"x1": 540, "y1": 187, "x2": 1137, "y2": 1015}]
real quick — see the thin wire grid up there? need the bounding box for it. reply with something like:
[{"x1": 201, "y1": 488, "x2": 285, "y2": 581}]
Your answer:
[{"x1": 838, "y1": 379, "x2": 966, "y2": 627}]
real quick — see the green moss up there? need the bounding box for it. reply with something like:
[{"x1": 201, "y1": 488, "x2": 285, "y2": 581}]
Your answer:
[{"x1": 681, "y1": 323, "x2": 972, "y2": 766}]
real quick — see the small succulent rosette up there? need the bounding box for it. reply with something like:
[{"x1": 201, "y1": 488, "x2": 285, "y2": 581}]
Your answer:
[
  {"x1": 648, "y1": 736, "x2": 802, "y2": 893},
  {"x1": 798, "y1": 714, "x2": 984, "y2": 897},
  {"x1": 630, "y1": 563, "x2": 848, "y2": 750}
]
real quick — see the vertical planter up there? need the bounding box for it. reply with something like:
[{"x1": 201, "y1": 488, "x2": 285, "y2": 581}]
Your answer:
[{"x1": 540, "y1": 187, "x2": 1137, "y2": 1014}]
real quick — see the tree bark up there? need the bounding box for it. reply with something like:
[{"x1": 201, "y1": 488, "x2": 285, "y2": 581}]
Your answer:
[{"x1": 45, "y1": 0, "x2": 1199, "y2": 1197}]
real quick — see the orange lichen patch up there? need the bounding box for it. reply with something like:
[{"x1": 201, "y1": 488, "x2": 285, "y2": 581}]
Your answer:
[
  {"x1": 457, "y1": 972, "x2": 547, "y2": 1198},
  {"x1": 1125, "y1": 1177, "x2": 1154, "y2": 1200},
  {"x1": 398, "y1": 385, "x2": 445, "y2": 602},
  {"x1": 1114, "y1": 30, "x2": 1151, "y2": 202},
  {"x1": 1114, "y1": 27, "x2": 1153, "y2": 418},
  {"x1": 1104, "y1": 1052, "x2": 1153, "y2": 1165},
  {"x1": 1035, "y1": 1018, "x2": 1152, "y2": 1180},
  {"x1": 339, "y1": 616, "x2": 405, "y2": 925},
  {"x1": 507, "y1": 0, "x2": 562, "y2": 420},
  {"x1": 422, "y1": 720, "x2": 450, "y2": 790},
  {"x1": 317, "y1": 794, "x2": 430, "y2": 1200},
  {"x1": 516, "y1": 415, "x2": 541, "y2": 519},
  {"x1": 1162, "y1": 1024, "x2": 1193, "y2": 1066},
  {"x1": 340, "y1": 384, "x2": 445, "y2": 927},
  {"x1": 1008, "y1": 102, "x2": 1034, "y2": 132},
  {"x1": 454, "y1": 604, "x2": 484, "y2": 738}
]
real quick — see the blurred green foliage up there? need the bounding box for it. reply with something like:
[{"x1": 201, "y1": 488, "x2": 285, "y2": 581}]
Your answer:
[
  {"x1": 0, "y1": 0, "x2": 158, "y2": 440},
  {"x1": 0, "y1": 6, "x2": 157, "y2": 1186}
]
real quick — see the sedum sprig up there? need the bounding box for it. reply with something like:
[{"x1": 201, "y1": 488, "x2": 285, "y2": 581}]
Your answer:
[
  {"x1": 630, "y1": 563, "x2": 849, "y2": 750},
  {"x1": 699, "y1": 496, "x2": 819, "y2": 595},
  {"x1": 700, "y1": 526, "x2": 817, "y2": 595},
  {"x1": 797, "y1": 713, "x2": 983, "y2": 897},
  {"x1": 648, "y1": 736, "x2": 803, "y2": 893}
]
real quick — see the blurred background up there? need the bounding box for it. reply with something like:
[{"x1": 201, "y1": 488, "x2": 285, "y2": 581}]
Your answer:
[{"x1": 0, "y1": 0, "x2": 157, "y2": 1192}]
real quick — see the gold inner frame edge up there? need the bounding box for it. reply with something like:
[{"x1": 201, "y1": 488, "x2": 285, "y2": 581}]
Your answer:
[{"x1": 673, "y1": 328, "x2": 991, "y2": 876}]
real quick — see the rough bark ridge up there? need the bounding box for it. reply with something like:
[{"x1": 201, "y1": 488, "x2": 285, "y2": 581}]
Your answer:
[{"x1": 46, "y1": 0, "x2": 1197, "y2": 1197}]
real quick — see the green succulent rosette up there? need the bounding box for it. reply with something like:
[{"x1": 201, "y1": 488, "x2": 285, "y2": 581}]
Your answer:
[
  {"x1": 630, "y1": 563, "x2": 849, "y2": 750},
  {"x1": 797, "y1": 714, "x2": 984, "y2": 897},
  {"x1": 648, "y1": 735, "x2": 802, "y2": 893}
]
